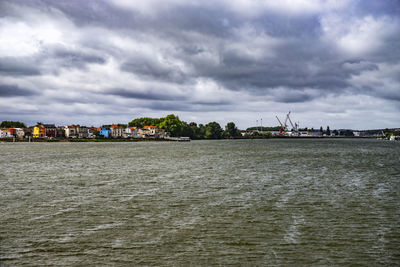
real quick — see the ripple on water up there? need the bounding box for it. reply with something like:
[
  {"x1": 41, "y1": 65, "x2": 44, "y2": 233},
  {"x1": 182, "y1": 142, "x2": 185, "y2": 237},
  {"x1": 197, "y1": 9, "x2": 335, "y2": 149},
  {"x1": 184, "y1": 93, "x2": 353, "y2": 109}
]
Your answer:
[{"x1": 1, "y1": 139, "x2": 400, "y2": 265}]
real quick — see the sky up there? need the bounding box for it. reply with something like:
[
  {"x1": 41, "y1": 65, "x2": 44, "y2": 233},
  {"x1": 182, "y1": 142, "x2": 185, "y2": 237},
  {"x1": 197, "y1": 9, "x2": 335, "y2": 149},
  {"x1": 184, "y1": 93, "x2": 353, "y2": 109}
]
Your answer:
[{"x1": 0, "y1": 0, "x2": 399, "y2": 130}]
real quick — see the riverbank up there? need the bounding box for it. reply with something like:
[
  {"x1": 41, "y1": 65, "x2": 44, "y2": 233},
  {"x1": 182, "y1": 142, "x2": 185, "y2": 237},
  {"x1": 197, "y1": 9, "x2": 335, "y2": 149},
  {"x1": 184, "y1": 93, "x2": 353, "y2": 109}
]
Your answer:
[
  {"x1": 0, "y1": 138, "x2": 170, "y2": 142},
  {"x1": 0, "y1": 136, "x2": 383, "y2": 142}
]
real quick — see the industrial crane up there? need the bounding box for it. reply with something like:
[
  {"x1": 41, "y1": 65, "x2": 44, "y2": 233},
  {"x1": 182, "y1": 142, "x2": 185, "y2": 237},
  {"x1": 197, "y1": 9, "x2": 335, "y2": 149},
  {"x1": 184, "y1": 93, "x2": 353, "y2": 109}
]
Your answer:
[
  {"x1": 286, "y1": 111, "x2": 299, "y2": 136},
  {"x1": 276, "y1": 116, "x2": 285, "y2": 135},
  {"x1": 276, "y1": 111, "x2": 299, "y2": 136},
  {"x1": 276, "y1": 114, "x2": 289, "y2": 135}
]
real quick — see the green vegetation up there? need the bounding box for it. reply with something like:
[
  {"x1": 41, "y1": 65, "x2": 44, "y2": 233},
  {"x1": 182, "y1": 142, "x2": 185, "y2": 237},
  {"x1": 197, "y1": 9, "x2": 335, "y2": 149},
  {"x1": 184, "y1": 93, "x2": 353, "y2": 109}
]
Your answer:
[
  {"x1": 127, "y1": 115, "x2": 243, "y2": 139},
  {"x1": 384, "y1": 130, "x2": 400, "y2": 139},
  {"x1": 159, "y1": 114, "x2": 183, "y2": 137},
  {"x1": 326, "y1": 126, "x2": 331, "y2": 136},
  {"x1": 225, "y1": 122, "x2": 241, "y2": 137},
  {"x1": 247, "y1": 126, "x2": 281, "y2": 131},
  {"x1": 0, "y1": 121, "x2": 26, "y2": 128},
  {"x1": 244, "y1": 131, "x2": 273, "y2": 139},
  {"x1": 205, "y1": 122, "x2": 223, "y2": 139},
  {"x1": 128, "y1": 117, "x2": 163, "y2": 128}
]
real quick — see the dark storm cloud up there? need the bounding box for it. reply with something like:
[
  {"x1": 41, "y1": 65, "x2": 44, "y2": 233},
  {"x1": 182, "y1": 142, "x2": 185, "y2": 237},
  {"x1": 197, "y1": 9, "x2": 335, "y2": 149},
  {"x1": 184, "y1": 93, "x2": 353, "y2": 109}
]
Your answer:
[
  {"x1": 121, "y1": 61, "x2": 186, "y2": 84},
  {"x1": 0, "y1": 84, "x2": 36, "y2": 97},
  {"x1": 273, "y1": 90, "x2": 315, "y2": 103},
  {"x1": 48, "y1": 47, "x2": 106, "y2": 70},
  {"x1": 104, "y1": 88, "x2": 187, "y2": 101},
  {"x1": 144, "y1": 100, "x2": 232, "y2": 112},
  {"x1": 0, "y1": 57, "x2": 40, "y2": 76}
]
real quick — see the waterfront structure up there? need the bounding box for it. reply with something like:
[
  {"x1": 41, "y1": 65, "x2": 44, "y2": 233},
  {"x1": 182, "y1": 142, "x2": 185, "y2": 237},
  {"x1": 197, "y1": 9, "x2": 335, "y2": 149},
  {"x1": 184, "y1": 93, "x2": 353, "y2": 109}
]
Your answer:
[
  {"x1": 57, "y1": 127, "x2": 66, "y2": 138},
  {"x1": 77, "y1": 126, "x2": 89, "y2": 138},
  {"x1": 125, "y1": 126, "x2": 140, "y2": 138},
  {"x1": 138, "y1": 126, "x2": 166, "y2": 139},
  {"x1": 43, "y1": 124, "x2": 57, "y2": 137},
  {"x1": 99, "y1": 127, "x2": 111, "y2": 138},
  {"x1": 64, "y1": 125, "x2": 78, "y2": 138},
  {"x1": 64, "y1": 125, "x2": 91, "y2": 138},
  {"x1": 23, "y1": 128, "x2": 33, "y2": 138},
  {"x1": 299, "y1": 131, "x2": 309, "y2": 137},
  {"x1": 15, "y1": 128, "x2": 25, "y2": 138},
  {"x1": 309, "y1": 131, "x2": 323, "y2": 136},
  {"x1": 9, "y1": 128, "x2": 17, "y2": 136},
  {"x1": 33, "y1": 125, "x2": 46, "y2": 138},
  {"x1": 87, "y1": 127, "x2": 95, "y2": 138},
  {"x1": 0, "y1": 128, "x2": 13, "y2": 138},
  {"x1": 110, "y1": 124, "x2": 124, "y2": 138}
]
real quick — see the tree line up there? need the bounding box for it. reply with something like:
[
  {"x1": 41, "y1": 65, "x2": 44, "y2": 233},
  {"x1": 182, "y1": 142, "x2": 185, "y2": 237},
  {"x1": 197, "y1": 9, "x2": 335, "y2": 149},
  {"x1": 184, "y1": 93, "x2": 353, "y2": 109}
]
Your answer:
[
  {"x1": 129, "y1": 114, "x2": 242, "y2": 139},
  {"x1": 0, "y1": 121, "x2": 26, "y2": 128}
]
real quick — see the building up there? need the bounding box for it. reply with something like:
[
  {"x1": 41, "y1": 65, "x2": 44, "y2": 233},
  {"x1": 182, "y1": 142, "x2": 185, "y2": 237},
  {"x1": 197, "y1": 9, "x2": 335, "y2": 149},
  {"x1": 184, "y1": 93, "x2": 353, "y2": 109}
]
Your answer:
[
  {"x1": 309, "y1": 131, "x2": 323, "y2": 136},
  {"x1": 33, "y1": 125, "x2": 46, "y2": 138},
  {"x1": 64, "y1": 125, "x2": 91, "y2": 138},
  {"x1": 15, "y1": 128, "x2": 25, "y2": 138},
  {"x1": 0, "y1": 129, "x2": 13, "y2": 138},
  {"x1": 299, "y1": 131, "x2": 309, "y2": 137},
  {"x1": 138, "y1": 126, "x2": 166, "y2": 139},
  {"x1": 64, "y1": 125, "x2": 78, "y2": 138},
  {"x1": 125, "y1": 126, "x2": 139, "y2": 138},
  {"x1": 87, "y1": 127, "x2": 96, "y2": 138},
  {"x1": 23, "y1": 128, "x2": 33, "y2": 138},
  {"x1": 43, "y1": 124, "x2": 57, "y2": 137},
  {"x1": 77, "y1": 126, "x2": 89, "y2": 138},
  {"x1": 57, "y1": 127, "x2": 66, "y2": 138},
  {"x1": 110, "y1": 124, "x2": 124, "y2": 138},
  {"x1": 99, "y1": 127, "x2": 111, "y2": 138}
]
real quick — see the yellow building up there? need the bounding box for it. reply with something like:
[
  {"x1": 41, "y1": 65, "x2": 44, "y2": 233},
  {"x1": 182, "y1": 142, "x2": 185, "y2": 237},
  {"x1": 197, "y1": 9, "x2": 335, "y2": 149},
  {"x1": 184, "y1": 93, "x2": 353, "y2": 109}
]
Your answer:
[{"x1": 33, "y1": 125, "x2": 45, "y2": 138}]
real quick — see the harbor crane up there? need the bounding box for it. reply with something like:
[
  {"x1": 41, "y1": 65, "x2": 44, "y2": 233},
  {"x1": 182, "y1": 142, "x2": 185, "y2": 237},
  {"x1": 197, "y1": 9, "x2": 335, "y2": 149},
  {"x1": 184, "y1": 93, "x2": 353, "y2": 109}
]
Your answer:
[
  {"x1": 276, "y1": 114, "x2": 289, "y2": 135},
  {"x1": 275, "y1": 116, "x2": 285, "y2": 135},
  {"x1": 286, "y1": 111, "x2": 299, "y2": 136},
  {"x1": 276, "y1": 111, "x2": 299, "y2": 136}
]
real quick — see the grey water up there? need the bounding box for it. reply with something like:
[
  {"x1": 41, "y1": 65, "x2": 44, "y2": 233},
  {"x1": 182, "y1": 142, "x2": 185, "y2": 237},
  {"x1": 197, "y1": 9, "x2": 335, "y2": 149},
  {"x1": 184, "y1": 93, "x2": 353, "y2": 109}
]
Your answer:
[{"x1": 1, "y1": 139, "x2": 400, "y2": 266}]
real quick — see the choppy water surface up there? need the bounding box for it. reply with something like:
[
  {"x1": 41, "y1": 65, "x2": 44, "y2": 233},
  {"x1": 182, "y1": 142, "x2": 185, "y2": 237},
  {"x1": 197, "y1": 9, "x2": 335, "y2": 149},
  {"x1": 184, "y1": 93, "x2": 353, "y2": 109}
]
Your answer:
[{"x1": 1, "y1": 139, "x2": 400, "y2": 266}]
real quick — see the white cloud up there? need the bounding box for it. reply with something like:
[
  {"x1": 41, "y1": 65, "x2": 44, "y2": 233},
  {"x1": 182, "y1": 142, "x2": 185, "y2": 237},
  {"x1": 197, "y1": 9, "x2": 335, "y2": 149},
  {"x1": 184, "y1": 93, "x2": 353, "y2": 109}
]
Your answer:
[
  {"x1": 109, "y1": 0, "x2": 198, "y2": 16},
  {"x1": 321, "y1": 15, "x2": 399, "y2": 56},
  {"x1": 109, "y1": 0, "x2": 350, "y2": 17},
  {"x1": 0, "y1": 19, "x2": 63, "y2": 57},
  {"x1": 225, "y1": 24, "x2": 282, "y2": 60},
  {"x1": 222, "y1": 0, "x2": 351, "y2": 17},
  {"x1": 349, "y1": 62, "x2": 400, "y2": 100}
]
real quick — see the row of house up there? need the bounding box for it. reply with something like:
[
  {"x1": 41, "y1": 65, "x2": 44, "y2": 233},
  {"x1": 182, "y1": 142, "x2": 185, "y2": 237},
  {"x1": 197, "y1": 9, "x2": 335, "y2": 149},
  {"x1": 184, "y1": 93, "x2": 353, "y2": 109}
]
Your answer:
[
  {"x1": 98, "y1": 125, "x2": 166, "y2": 139},
  {"x1": 0, "y1": 124, "x2": 167, "y2": 139},
  {"x1": 0, "y1": 128, "x2": 25, "y2": 138}
]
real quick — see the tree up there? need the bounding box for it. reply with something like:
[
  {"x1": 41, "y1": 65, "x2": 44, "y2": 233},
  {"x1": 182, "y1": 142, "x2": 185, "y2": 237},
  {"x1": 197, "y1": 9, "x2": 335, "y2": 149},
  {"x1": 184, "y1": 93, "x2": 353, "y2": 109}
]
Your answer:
[
  {"x1": 197, "y1": 124, "x2": 206, "y2": 139},
  {"x1": 159, "y1": 114, "x2": 183, "y2": 137},
  {"x1": 181, "y1": 122, "x2": 194, "y2": 139},
  {"x1": 128, "y1": 117, "x2": 163, "y2": 128},
  {"x1": 0, "y1": 121, "x2": 26, "y2": 128},
  {"x1": 320, "y1": 126, "x2": 323, "y2": 133},
  {"x1": 225, "y1": 122, "x2": 240, "y2": 137},
  {"x1": 205, "y1": 122, "x2": 223, "y2": 139},
  {"x1": 326, "y1": 126, "x2": 331, "y2": 136},
  {"x1": 187, "y1": 122, "x2": 203, "y2": 140}
]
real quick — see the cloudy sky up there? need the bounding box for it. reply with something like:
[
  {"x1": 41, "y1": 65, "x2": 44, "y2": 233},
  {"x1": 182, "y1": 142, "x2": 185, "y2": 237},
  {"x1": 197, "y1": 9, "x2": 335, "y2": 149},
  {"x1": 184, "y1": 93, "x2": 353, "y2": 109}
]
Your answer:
[{"x1": 0, "y1": 0, "x2": 399, "y2": 129}]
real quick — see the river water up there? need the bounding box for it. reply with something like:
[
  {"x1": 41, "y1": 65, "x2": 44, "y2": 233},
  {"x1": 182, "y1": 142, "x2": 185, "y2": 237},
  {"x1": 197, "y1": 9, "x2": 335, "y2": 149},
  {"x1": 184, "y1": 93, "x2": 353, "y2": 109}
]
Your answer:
[{"x1": 1, "y1": 139, "x2": 400, "y2": 266}]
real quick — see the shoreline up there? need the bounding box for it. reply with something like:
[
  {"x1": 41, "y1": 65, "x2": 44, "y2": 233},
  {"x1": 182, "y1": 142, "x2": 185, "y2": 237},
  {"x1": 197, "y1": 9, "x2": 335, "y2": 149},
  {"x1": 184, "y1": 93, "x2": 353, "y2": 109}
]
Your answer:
[{"x1": 0, "y1": 136, "x2": 383, "y2": 142}]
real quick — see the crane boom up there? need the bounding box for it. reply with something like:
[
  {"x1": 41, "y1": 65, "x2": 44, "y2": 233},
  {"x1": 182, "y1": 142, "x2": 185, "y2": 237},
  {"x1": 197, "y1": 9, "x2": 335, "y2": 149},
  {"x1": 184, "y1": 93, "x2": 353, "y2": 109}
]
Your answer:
[
  {"x1": 287, "y1": 112, "x2": 295, "y2": 129},
  {"x1": 276, "y1": 116, "x2": 284, "y2": 128},
  {"x1": 283, "y1": 112, "x2": 289, "y2": 130}
]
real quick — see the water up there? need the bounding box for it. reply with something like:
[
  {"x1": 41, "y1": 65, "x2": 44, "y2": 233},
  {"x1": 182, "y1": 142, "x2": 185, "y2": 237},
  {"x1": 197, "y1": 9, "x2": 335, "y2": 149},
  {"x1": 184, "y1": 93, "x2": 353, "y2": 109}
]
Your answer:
[{"x1": 1, "y1": 139, "x2": 400, "y2": 266}]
